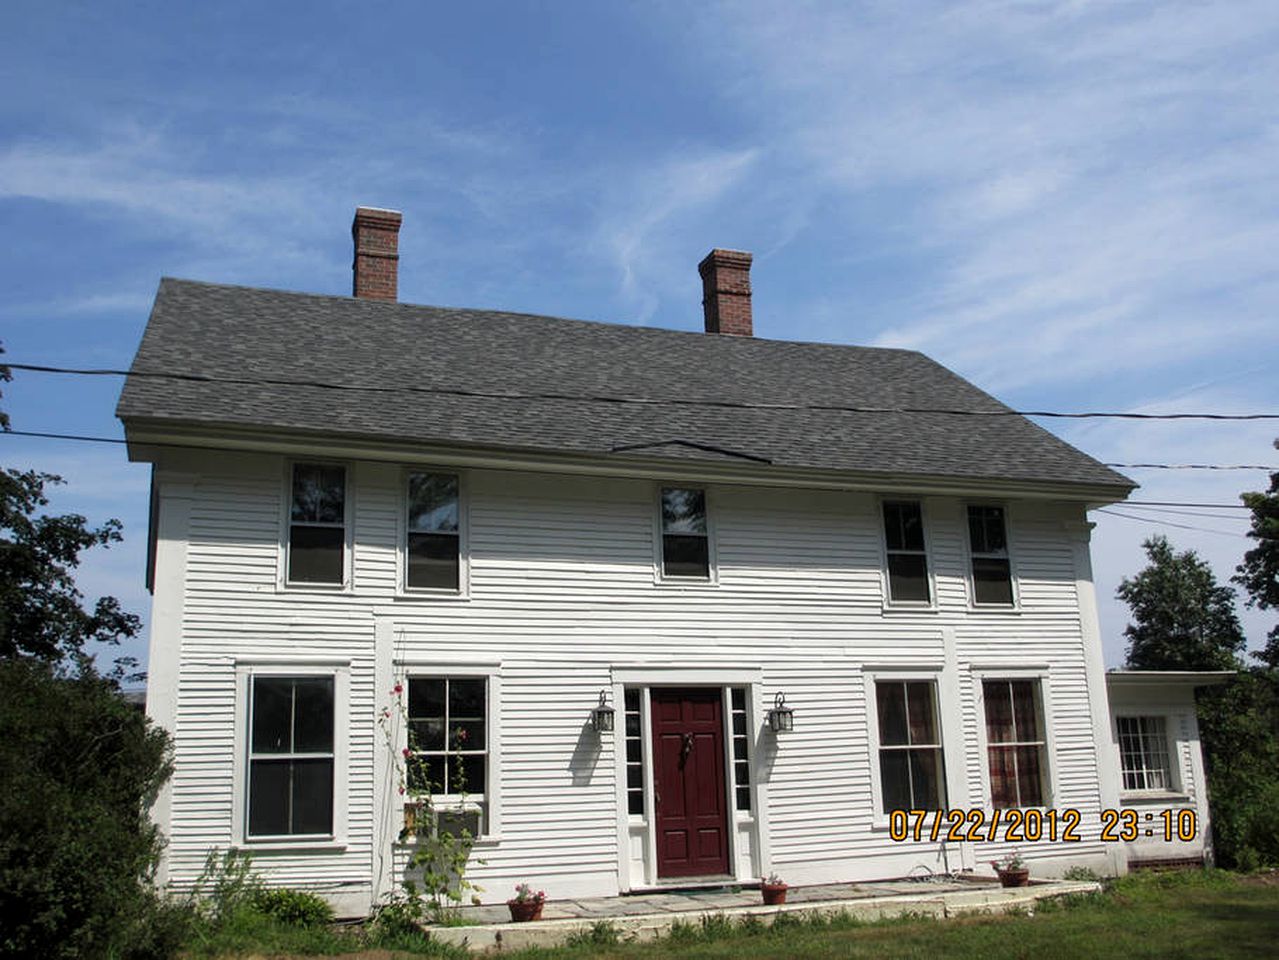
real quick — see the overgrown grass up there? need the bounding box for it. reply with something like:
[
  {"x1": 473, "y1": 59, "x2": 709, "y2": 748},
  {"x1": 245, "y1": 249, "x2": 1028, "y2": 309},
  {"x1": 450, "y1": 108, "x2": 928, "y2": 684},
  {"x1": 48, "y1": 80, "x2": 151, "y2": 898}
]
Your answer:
[{"x1": 502, "y1": 869, "x2": 1279, "y2": 960}]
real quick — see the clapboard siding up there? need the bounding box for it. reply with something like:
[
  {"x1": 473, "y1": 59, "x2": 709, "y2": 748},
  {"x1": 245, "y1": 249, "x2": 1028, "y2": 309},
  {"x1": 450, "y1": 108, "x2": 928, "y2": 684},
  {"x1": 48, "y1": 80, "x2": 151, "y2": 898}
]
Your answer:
[{"x1": 152, "y1": 452, "x2": 1115, "y2": 908}]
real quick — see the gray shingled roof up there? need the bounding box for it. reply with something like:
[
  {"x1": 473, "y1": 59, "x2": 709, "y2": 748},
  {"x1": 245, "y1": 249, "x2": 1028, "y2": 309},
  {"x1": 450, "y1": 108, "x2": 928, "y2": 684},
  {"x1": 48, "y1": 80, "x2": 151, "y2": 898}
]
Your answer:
[{"x1": 116, "y1": 279, "x2": 1133, "y2": 493}]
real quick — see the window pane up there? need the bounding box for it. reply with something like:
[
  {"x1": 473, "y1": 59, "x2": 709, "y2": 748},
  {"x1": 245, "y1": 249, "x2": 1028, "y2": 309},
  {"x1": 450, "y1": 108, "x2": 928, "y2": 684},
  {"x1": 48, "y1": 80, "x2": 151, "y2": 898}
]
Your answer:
[
  {"x1": 407, "y1": 533, "x2": 459, "y2": 590},
  {"x1": 887, "y1": 554, "x2": 930, "y2": 602},
  {"x1": 1011, "y1": 680, "x2": 1040, "y2": 742},
  {"x1": 288, "y1": 526, "x2": 344, "y2": 584},
  {"x1": 984, "y1": 681, "x2": 1014, "y2": 744},
  {"x1": 410, "y1": 718, "x2": 446, "y2": 752},
  {"x1": 248, "y1": 759, "x2": 290, "y2": 835},
  {"x1": 905, "y1": 682, "x2": 937, "y2": 745},
  {"x1": 625, "y1": 712, "x2": 640, "y2": 737},
  {"x1": 456, "y1": 754, "x2": 486, "y2": 795},
  {"x1": 292, "y1": 464, "x2": 345, "y2": 524},
  {"x1": 624, "y1": 689, "x2": 640, "y2": 711},
  {"x1": 663, "y1": 535, "x2": 709, "y2": 578},
  {"x1": 909, "y1": 749, "x2": 944, "y2": 808},
  {"x1": 967, "y1": 505, "x2": 1006, "y2": 554},
  {"x1": 733, "y1": 737, "x2": 747, "y2": 761},
  {"x1": 626, "y1": 738, "x2": 642, "y2": 763},
  {"x1": 884, "y1": 502, "x2": 924, "y2": 551},
  {"x1": 972, "y1": 557, "x2": 1013, "y2": 604},
  {"x1": 988, "y1": 746, "x2": 1017, "y2": 808},
  {"x1": 877, "y1": 682, "x2": 909, "y2": 746},
  {"x1": 1015, "y1": 746, "x2": 1044, "y2": 806},
  {"x1": 454, "y1": 720, "x2": 484, "y2": 750},
  {"x1": 879, "y1": 751, "x2": 911, "y2": 813},
  {"x1": 409, "y1": 678, "x2": 446, "y2": 720},
  {"x1": 737, "y1": 786, "x2": 752, "y2": 812},
  {"x1": 408, "y1": 754, "x2": 446, "y2": 794},
  {"x1": 408, "y1": 473, "x2": 459, "y2": 532},
  {"x1": 450, "y1": 679, "x2": 486, "y2": 718},
  {"x1": 661, "y1": 488, "x2": 707, "y2": 534},
  {"x1": 628, "y1": 790, "x2": 645, "y2": 815},
  {"x1": 252, "y1": 678, "x2": 293, "y2": 753},
  {"x1": 291, "y1": 759, "x2": 334, "y2": 834},
  {"x1": 292, "y1": 678, "x2": 334, "y2": 753}
]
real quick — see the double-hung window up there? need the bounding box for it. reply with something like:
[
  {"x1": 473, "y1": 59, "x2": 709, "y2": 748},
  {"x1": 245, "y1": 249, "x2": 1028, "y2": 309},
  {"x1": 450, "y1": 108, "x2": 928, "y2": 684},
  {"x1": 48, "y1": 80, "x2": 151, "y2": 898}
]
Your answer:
[
  {"x1": 875, "y1": 680, "x2": 946, "y2": 812},
  {"x1": 406, "y1": 473, "x2": 461, "y2": 591},
  {"x1": 983, "y1": 679, "x2": 1047, "y2": 807},
  {"x1": 406, "y1": 676, "x2": 488, "y2": 835},
  {"x1": 288, "y1": 463, "x2": 346, "y2": 585},
  {"x1": 1117, "y1": 716, "x2": 1173, "y2": 792},
  {"x1": 967, "y1": 505, "x2": 1013, "y2": 605},
  {"x1": 247, "y1": 676, "x2": 335, "y2": 837},
  {"x1": 882, "y1": 501, "x2": 930, "y2": 603},
  {"x1": 660, "y1": 487, "x2": 710, "y2": 579}
]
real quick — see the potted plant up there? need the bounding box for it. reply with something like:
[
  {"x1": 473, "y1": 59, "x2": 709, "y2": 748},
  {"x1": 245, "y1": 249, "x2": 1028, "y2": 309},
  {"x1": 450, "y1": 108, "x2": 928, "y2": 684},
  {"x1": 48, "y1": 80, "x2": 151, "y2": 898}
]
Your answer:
[
  {"x1": 507, "y1": 882, "x2": 546, "y2": 922},
  {"x1": 991, "y1": 851, "x2": 1029, "y2": 888},
  {"x1": 761, "y1": 871, "x2": 788, "y2": 905}
]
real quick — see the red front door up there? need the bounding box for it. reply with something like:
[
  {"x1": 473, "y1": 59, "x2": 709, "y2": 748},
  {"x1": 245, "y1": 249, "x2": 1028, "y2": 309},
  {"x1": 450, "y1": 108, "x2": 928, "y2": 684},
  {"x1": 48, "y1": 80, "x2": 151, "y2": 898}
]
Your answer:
[{"x1": 651, "y1": 688, "x2": 730, "y2": 878}]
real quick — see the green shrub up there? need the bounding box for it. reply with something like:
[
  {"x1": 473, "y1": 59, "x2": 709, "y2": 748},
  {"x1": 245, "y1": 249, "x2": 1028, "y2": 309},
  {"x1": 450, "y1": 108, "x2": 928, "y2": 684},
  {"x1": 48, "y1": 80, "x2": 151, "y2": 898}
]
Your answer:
[
  {"x1": 0, "y1": 658, "x2": 175, "y2": 960},
  {"x1": 565, "y1": 920, "x2": 621, "y2": 946},
  {"x1": 252, "y1": 887, "x2": 334, "y2": 927}
]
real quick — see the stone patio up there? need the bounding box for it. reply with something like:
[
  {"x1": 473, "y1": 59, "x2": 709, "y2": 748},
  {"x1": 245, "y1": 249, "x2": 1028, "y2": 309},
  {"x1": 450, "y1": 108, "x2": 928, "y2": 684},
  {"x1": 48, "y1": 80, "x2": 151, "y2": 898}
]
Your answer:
[{"x1": 429, "y1": 876, "x2": 1102, "y2": 952}]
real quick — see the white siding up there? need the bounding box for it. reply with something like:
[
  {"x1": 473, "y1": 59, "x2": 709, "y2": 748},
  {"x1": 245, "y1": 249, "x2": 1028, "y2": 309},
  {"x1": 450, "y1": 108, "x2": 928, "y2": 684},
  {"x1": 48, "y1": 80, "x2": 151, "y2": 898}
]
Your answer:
[{"x1": 148, "y1": 452, "x2": 1117, "y2": 912}]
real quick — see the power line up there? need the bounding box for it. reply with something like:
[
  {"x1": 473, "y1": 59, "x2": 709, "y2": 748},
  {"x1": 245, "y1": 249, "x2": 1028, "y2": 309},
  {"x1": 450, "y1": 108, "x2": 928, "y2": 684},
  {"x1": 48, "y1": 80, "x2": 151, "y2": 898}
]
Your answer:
[
  {"x1": 7, "y1": 361, "x2": 1279, "y2": 422},
  {"x1": 1105, "y1": 463, "x2": 1274, "y2": 471},
  {"x1": 1125, "y1": 500, "x2": 1252, "y2": 509},
  {"x1": 1094, "y1": 508, "x2": 1248, "y2": 539},
  {"x1": 2, "y1": 428, "x2": 1274, "y2": 477}
]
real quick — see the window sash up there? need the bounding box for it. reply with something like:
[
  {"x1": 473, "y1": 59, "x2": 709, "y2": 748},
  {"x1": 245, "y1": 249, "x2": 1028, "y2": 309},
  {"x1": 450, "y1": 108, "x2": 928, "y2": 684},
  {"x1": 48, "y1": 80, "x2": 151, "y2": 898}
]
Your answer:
[
  {"x1": 875, "y1": 680, "x2": 946, "y2": 813},
  {"x1": 883, "y1": 501, "x2": 930, "y2": 603},
  {"x1": 247, "y1": 676, "x2": 336, "y2": 838},
  {"x1": 405, "y1": 473, "x2": 462, "y2": 591},
  {"x1": 983, "y1": 679, "x2": 1047, "y2": 808},
  {"x1": 660, "y1": 487, "x2": 710, "y2": 578},
  {"x1": 1118, "y1": 716, "x2": 1172, "y2": 792},
  {"x1": 967, "y1": 505, "x2": 1013, "y2": 605},
  {"x1": 288, "y1": 463, "x2": 346, "y2": 585},
  {"x1": 406, "y1": 677, "x2": 488, "y2": 800}
]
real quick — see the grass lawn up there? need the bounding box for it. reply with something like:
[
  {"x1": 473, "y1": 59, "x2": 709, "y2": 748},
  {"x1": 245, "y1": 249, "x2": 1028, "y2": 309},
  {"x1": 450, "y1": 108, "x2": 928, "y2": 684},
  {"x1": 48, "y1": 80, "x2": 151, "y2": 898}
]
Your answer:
[
  {"x1": 192, "y1": 870, "x2": 1279, "y2": 959},
  {"x1": 499, "y1": 870, "x2": 1279, "y2": 960}
]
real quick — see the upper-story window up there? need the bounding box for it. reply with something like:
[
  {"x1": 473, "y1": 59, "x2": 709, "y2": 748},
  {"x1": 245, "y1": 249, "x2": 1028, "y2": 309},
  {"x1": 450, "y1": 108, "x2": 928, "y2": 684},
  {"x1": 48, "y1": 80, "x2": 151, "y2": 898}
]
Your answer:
[
  {"x1": 660, "y1": 487, "x2": 710, "y2": 579},
  {"x1": 288, "y1": 463, "x2": 346, "y2": 585},
  {"x1": 967, "y1": 505, "x2": 1013, "y2": 605},
  {"x1": 407, "y1": 473, "x2": 461, "y2": 591},
  {"x1": 1117, "y1": 715, "x2": 1173, "y2": 793},
  {"x1": 882, "y1": 500, "x2": 930, "y2": 603}
]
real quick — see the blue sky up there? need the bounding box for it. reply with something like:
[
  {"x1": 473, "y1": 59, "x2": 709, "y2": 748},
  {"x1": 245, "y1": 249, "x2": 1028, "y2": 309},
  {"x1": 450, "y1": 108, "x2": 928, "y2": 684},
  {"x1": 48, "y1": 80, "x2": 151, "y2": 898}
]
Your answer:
[{"x1": 2, "y1": 0, "x2": 1276, "y2": 675}]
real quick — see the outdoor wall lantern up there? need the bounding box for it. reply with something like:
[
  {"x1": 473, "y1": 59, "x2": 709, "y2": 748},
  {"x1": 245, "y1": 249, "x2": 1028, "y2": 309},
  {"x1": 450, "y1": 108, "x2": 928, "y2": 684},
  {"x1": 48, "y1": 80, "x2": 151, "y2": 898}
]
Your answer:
[
  {"x1": 592, "y1": 690, "x2": 615, "y2": 733},
  {"x1": 768, "y1": 692, "x2": 794, "y2": 733}
]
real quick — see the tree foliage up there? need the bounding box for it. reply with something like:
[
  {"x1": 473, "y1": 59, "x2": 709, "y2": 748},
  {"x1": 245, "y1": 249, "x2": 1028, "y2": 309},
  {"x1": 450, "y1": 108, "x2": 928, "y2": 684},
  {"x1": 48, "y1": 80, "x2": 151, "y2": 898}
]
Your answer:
[
  {"x1": 0, "y1": 468, "x2": 141, "y2": 667},
  {"x1": 1117, "y1": 535, "x2": 1245, "y2": 671},
  {"x1": 0, "y1": 657, "x2": 179, "y2": 959},
  {"x1": 1235, "y1": 440, "x2": 1279, "y2": 668}
]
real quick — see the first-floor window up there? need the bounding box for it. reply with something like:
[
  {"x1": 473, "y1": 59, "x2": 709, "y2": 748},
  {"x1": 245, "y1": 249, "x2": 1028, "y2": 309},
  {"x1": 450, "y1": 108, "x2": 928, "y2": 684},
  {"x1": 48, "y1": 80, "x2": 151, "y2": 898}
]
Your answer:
[
  {"x1": 983, "y1": 678, "x2": 1047, "y2": 808},
  {"x1": 1117, "y1": 716, "x2": 1173, "y2": 792},
  {"x1": 875, "y1": 680, "x2": 945, "y2": 812},
  {"x1": 406, "y1": 676, "x2": 488, "y2": 835},
  {"x1": 730, "y1": 688, "x2": 752, "y2": 812},
  {"x1": 248, "y1": 676, "x2": 335, "y2": 837},
  {"x1": 624, "y1": 689, "x2": 645, "y2": 816}
]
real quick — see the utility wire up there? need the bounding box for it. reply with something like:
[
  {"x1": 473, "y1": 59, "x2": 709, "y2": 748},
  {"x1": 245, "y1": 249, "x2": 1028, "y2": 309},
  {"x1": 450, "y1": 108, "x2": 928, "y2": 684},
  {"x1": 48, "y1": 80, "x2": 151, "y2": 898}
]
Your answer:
[
  {"x1": 1094, "y1": 508, "x2": 1248, "y2": 539},
  {"x1": 2, "y1": 428, "x2": 1274, "y2": 475},
  {"x1": 6, "y1": 362, "x2": 1278, "y2": 422},
  {"x1": 1106, "y1": 463, "x2": 1274, "y2": 471}
]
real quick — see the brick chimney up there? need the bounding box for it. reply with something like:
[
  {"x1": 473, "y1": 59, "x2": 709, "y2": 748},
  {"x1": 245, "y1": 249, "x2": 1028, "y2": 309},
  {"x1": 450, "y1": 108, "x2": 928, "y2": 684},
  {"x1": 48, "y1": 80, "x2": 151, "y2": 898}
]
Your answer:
[
  {"x1": 698, "y1": 249, "x2": 753, "y2": 336},
  {"x1": 351, "y1": 207, "x2": 402, "y2": 301}
]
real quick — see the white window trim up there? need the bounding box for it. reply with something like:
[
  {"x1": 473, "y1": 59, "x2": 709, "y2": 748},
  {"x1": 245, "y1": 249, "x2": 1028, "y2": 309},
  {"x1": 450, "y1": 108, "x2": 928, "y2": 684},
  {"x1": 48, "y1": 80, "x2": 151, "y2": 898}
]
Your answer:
[
  {"x1": 971, "y1": 668, "x2": 1058, "y2": 811},
  {"x1": 962, "y1": 501, "x2": 1021, "y2": 610},
  {"x1": 652, "y1": 484, "x2": 719, "y2": 586},
  {"x1": 877, "y1": 497, "x2": 939, "y2": 611},
  {"x1": 393, "y1": 660, "x2": 502, "y2": 843},
  {"x1": 397, "y1": 466, "x2": 471, "y2": 599},
  {"x1": 863, "y1": 666, "x2": 947, "y2": 828},
  {"x1": 1114, "y1": 711, "x2": 1183, "y2": 798},
  {"x1": 279, "y1": 459, "x2": 355, "y2": 592},
  {"x1": 232, "y1": 660, "x2": 351, "y2": 849}
]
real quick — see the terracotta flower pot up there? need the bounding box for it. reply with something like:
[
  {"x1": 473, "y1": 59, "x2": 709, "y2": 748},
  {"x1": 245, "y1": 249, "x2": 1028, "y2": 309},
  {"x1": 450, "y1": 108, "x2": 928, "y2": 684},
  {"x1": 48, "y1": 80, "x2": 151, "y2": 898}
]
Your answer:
[
  {"x1": 507, "y1": 898, "x2": 544, "y2": 922},
  {"x1": 997, "y1": 868, "x2": 1030, "y2": 888},
  {"x1": 761, "y1": 882, "x2": 788, "y2": 905}
]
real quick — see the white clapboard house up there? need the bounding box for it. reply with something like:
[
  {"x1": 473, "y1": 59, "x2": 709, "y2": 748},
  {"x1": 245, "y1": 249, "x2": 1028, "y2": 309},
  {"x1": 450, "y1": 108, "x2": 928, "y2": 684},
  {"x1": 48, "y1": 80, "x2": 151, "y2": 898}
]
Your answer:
[{"x1": 119, "y1": 208, "x2": 1144, "y2": 915}]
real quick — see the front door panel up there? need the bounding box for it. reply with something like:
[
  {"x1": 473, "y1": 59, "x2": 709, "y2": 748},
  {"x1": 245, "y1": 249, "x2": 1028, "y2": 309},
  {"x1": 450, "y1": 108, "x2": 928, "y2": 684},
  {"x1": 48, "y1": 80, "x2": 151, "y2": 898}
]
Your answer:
[{"x1": 651, "y1": 688, "x2": 730, "y2": 878}]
